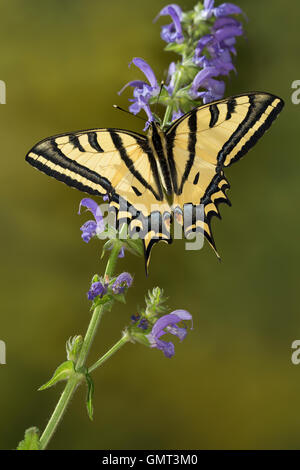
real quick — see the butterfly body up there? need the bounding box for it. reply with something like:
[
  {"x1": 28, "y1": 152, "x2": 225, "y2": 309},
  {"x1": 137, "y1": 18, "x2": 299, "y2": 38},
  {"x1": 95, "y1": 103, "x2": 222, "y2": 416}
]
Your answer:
[{"x1": 26, "y1": 92, "x2": 284, "y2": 272}]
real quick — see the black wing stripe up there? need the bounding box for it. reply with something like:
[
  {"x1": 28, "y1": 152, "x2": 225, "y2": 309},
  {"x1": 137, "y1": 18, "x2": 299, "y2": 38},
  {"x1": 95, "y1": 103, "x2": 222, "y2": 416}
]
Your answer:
[
  {"x1": 193, "y1": 172, "x2": 200, "y2": 185},
  {"x1": 88, "y1": 132, "x2": 104, "y2": 152},
  {"x1": 209, "y1": 104, "x2": 220, "y2": 127},
  {"x1": 139, "y1": 139, "x2": 164, "y2": 201},
  {"x1": 109, "y1": 131, "x2": 161, "y2": 200},
  {"x1": 228, "y1": 98, "x2": 284, "y2": 166},
  {"x1": 178, "y1": 111, "x2": 197, "y2": 194},
  {"x1": 27, "y1": 139, "x2": 112, "y2": 190},
  {"x1": 226, "y1": 98, "x2": 237, "y2": 120},
  {"x1": 26, "y1": 153, "x2": 104, "y2": 196},
  {"x1": 69, "y1": 134, "x2": 85, "y2": 152},
  {"x1": 217, "y1": 95, "x2": 277, "y2": 166}
]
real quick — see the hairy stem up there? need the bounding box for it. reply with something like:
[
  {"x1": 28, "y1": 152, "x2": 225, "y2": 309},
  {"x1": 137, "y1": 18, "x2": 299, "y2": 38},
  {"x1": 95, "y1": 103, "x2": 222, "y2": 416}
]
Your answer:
[
  {"x1": 39, "y1": 375, "x2": 79, "y2": 450},
  {"x1": 88, "y1": 332, "x2": 130, "y2": 374}
]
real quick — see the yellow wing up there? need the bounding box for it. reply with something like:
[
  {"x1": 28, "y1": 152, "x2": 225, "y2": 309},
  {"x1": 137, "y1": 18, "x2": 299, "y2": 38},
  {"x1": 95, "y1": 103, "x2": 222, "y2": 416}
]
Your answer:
[
  {"x1": 26, "y1": 128, "x2": 172, "y2": 271},
  {"x1": 166, "y1": 92, "x2": 284, "y2": 254}
]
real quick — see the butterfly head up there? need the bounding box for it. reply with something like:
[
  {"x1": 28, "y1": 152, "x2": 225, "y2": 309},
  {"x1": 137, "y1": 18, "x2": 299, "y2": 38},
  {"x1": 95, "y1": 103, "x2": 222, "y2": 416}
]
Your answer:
[{"x1": 147, "y1": 120, "x2": 163, "y2": 139}]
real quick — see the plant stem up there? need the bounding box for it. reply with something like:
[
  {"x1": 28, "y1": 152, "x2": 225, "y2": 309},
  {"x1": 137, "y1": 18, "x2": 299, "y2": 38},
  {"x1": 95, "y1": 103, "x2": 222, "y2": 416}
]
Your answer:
[
  {"x1": 39, "y1": 244, "x2": 121, "y2": 450},
  {"x1": 76, "y1": 244, "x2": 120, "y2": 370},
  {"x1": 39, "y1": 374, "x2": 79, "y2": 450},
  {"x1": 161, "y1": 69, "x2": 182, "y2": 130},
  {"x1": 88, "y1": 332, "x2": 130, "y2": 374}
]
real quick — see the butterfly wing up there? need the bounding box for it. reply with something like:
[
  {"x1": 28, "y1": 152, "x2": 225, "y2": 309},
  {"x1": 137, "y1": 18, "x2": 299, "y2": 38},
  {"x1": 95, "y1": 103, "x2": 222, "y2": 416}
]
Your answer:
[
  {"x1": 26, "y1": 128, "x2": 172, "y2": 271},
  {"x1": 166, "y1": 92, "x2": 284, "y2": 254}
]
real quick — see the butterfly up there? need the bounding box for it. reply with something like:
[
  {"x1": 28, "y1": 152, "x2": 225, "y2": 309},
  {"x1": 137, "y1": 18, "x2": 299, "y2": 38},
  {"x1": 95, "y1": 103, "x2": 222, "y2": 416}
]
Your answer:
[{"x1": 25, "y1": 92, "x2": 284, "y2": 273}]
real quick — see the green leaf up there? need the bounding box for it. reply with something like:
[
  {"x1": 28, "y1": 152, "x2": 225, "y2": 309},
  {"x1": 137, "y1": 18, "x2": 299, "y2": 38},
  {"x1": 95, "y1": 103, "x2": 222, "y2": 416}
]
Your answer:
[
  {"x1": 38, "y1": 360, "x2": 75, "y2": 391},
  {"x1": 85, "y1": 372, "x2": 94, "y2": 421},
  {"x1": 124, "y1": 238, "x2": 143, "y2": 257},
  {"x1": 114, "y1": 293, "x2": 126, "y2": 304},
  {"x1": 165, "y1": 42, "x2": 186, "y2": 55},
  {"x1": 101, "y1": 239, "x2": 114, "y2": 259},
  {"x1": 17, "y1": 427, "x2": 41, "y2": 450}
]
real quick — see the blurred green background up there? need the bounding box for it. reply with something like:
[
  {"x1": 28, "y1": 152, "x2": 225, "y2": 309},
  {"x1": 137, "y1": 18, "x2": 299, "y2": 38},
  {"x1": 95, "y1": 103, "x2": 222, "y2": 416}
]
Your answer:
[{"x1": 0, "y1": 0, "x2": 299, "y2": 450}]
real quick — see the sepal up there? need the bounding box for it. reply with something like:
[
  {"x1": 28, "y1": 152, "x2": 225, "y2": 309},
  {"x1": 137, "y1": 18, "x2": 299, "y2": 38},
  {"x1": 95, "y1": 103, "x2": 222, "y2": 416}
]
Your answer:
[
  {"x1": 145, "y1": 287, "x2": 168, "y2": 320},
  {"x1": 128, "y1": 329, "x2": 151, "y2": 347},
  {"x1": 114, "y1": 293, "x2": 126, "y2": 304},
  {"x1": 165, "y1": 42, "x2": 186, "y2": 55}
]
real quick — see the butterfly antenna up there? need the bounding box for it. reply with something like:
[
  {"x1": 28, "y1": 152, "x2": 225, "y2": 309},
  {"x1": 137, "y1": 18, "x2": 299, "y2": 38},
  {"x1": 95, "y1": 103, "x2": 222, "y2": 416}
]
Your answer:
[
  {"x1": 113, "y1": 105, "x2": 146, "y2": 122},
  {"x1": 154, "y1": 81, "x2": 165, "y2": 116}
]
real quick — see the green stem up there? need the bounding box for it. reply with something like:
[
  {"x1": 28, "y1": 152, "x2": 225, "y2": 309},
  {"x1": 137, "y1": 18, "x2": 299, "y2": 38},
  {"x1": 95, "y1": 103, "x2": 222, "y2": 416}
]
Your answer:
[
  {"x1": 76, "y1": 244, "x2": 120, "y2": 370},
  {"x1": 88, "y1": 332, "x2": 130, "y2": 374},
  {"x1": 39, "y1": 244, "x2": 121, "y2": 450},
  {"x1": 39, "y1": 375, "x2": 79, "y2": 450},
  {"x1": 161, "y1": 69, "x2": 182, "y2": 130}
]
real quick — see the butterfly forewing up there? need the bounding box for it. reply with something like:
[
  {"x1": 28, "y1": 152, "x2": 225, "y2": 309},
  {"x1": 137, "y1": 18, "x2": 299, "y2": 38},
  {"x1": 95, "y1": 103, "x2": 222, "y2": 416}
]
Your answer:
[
  {"x1": 26, "y1": 127, "x2": 172, "y2": 271},
  {"x1": 166, "y1": 92, "x2": 284, "y2": 253}
]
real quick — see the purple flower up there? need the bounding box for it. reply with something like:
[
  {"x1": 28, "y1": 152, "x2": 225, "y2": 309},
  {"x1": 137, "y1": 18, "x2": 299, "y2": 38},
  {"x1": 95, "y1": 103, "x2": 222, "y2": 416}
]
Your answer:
[
  {"x1": 194, "y1": 18, "x2": 243, "y2": 73},
  {"x1": 165, "y1": 61, "x2": 176, "y2": 95},
  {"x1": 172, "y1": 108, "x2": 184, "y2": 120},
  {"x1": 194, "y1": 39, "x2": 235, "y2": 75},
  {"x1": 147, "y1": 310, "x2": 192, "y2": 358},
  {"x1": 112, "y1": 272, "x2": 133, "y2": 294},
  {"x1": 190, "y1": 67, "x2": 225, "y2": 103},
  {"x1": 118, "y1": 247, "x2": 125, "y2": 258},
  {"x1": 131, "y1": 314, "x2": 149, "y2": 330},
  {"x1": 201, "y1": 0, "x2": 243, "y2": 20},
  {"x1": 87, "y1": 281, "x2": 107, "y2": 301},
  {"x1": 78, "y1": 198, "x2": 104, "y2": 243},
  {"x1": 192, "y1": 4, "x2": 244, "y2": 104},
  {"x1": 131, "y1": 314, "x2": 141, "y2": 323},
  {"x1": 138, "y1": 318, "x2": 149, "y2": 331},
  {"x1": 155, "y1": 4, "x2": 184, "y2": 44},
  {"x1": 119, "y1": 58, "x2": 159, "y2": 129},
  {"x1": 214, "y1": 3, "x2": 243, "y2": 18}
]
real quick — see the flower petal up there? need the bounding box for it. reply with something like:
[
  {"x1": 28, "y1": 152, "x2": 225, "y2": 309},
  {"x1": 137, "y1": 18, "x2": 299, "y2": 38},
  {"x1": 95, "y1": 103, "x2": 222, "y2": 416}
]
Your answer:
[
  {"x1": 214, "y1": 3, "x2": 243, "y2": 17},
  {"x1": 212, "y1": 17, "x2": 241, "y2": 30},
  {"x1": 201, "y1": 0, "x2": 215, "y2": 19},
  {"x1": 87, "y1": 281, "x2": 107, "y2": 301},
  {"x1": 118, "y1": 247, "x2": 125, "y2": 258},
  {"x1": 112, "y1": 272, "x2": 133, "y2": 294},
  {"x1": 155, "y1": 5, "x2": 184, "y2": 44},
  {"x1": 130, "y1": 58, "x2": 158, "y2": 89},
  {"x1": 80, "y1": 220, "x2": 97, "y2": 243},
  {"x1": 118, "y1": 80, "x2": 149, "y2": 95},
  {"x1": 154, "y1": 3, "x2": 183, "y2": 22},
  {"x1": 78, "y1": 198, "x2": 104, "y2": 228},
  {"x1": 151, "y1": 310, "x2": 192, "y2": 338},
  {"x1": 172, "y1": 108, "x2": 184, "y2": 121},
  {"x1": 166, "y1": 325, "x2": 188, "y2": 341},
  {"x1": 214, "y1": 25, "x2": 243, "y2": 43},
  {"x1": 190, "y1": 67, "x2": 219, "y2": 98},
  {"x1": 155, "y1": 338, "x2": 175, "y2": 358},
  {"x1": 204, "y1": 0, "x2": 215, "y2": 9}
]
